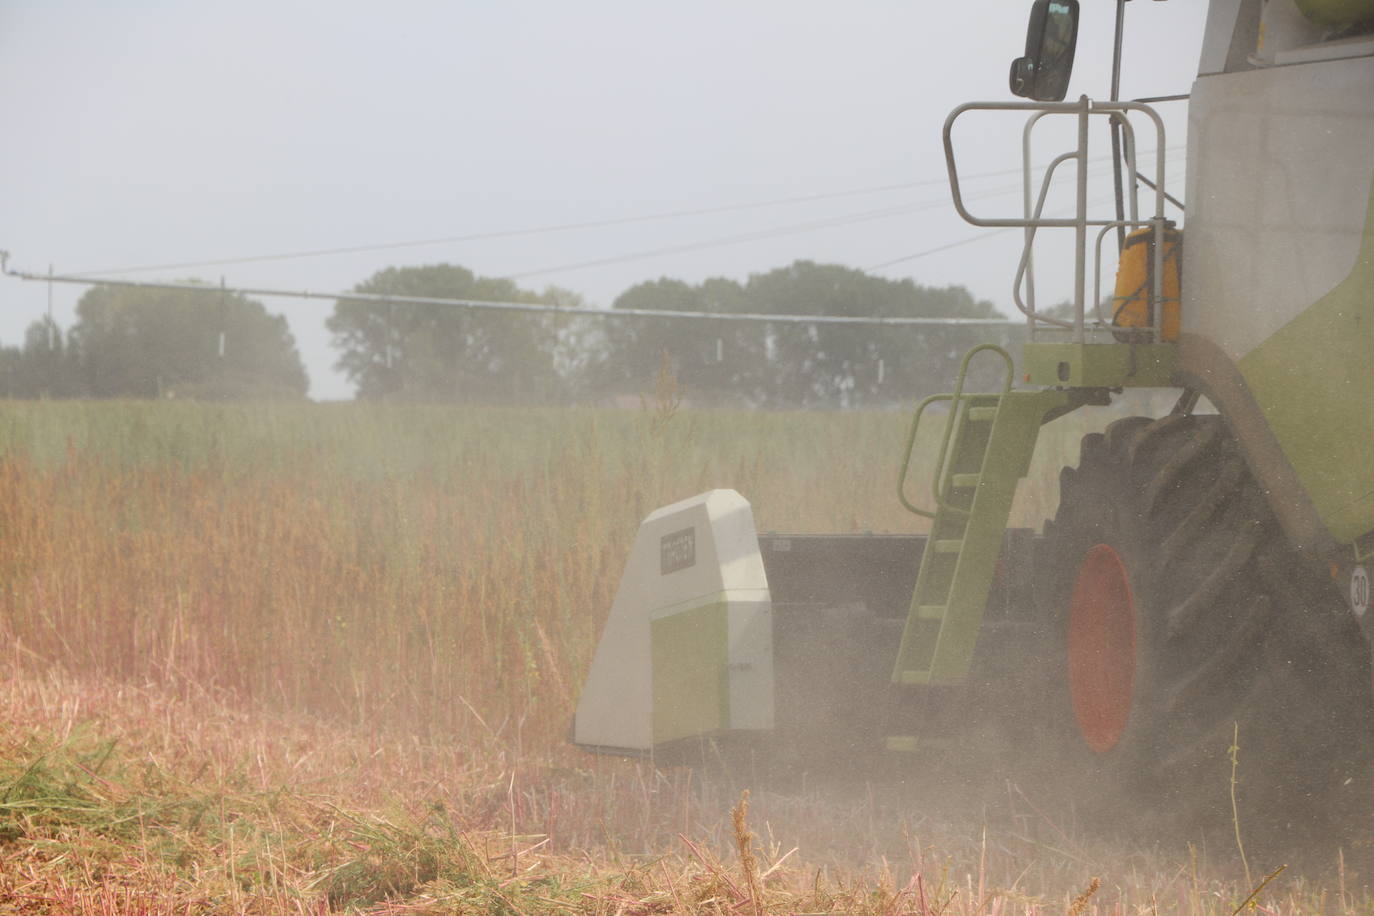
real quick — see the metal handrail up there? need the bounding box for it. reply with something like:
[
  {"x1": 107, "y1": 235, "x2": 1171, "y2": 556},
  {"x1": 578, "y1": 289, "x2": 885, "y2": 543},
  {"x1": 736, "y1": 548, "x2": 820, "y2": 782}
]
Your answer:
[
  {"x1": 898, "y1": 344, "x2": 1014, "y2": 520},
  {"x1": 1010, "y1": 151, "x2": 1079, "y2": 329},
  {"x1": 943, "y1": 96, "x2": 1170, "y2": 345},
  {"x1": 943, "y1": 98, "x2": 1166, "y2": 227},
  {"x1": 897, "y1": 393, "x2": 952, "y2": 519}
]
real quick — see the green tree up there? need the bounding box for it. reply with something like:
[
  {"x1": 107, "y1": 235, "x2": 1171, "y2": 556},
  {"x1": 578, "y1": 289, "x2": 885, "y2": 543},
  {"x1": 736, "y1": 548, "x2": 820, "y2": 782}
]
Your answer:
[
  {"x1": 580, "y1": 276, "x2": 765, "y2": 406},
  {"x1": 0, "y1": 317, "x2": 82, "y2": 398},
  {"x1": 69, "y1": 285, "x2": 308, "y2": 399},
  {"x1": 738, "y1": 262, "x2": 1015, "y2": 407},
  {"x1": 587, "y1": 261, "x2": 1013, "y2": 408},
  {"x1": 327, "y1": 264, "x2": 562, "y2": 403}
]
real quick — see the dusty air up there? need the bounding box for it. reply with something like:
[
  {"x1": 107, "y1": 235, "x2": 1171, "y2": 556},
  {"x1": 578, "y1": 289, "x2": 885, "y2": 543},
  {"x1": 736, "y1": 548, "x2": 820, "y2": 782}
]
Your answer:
[{"x1": 1, "y1": 0, "x2": 1372, "y2": 911}]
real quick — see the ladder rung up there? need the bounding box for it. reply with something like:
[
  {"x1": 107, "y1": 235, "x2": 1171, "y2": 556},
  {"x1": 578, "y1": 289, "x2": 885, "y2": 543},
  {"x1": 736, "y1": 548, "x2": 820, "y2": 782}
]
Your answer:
[
  {"x1": 916, "y1": 604, "x2": 947, "y2": 620},
  {"x1": 949, "y1": 473, "x2": 981, "y2": 489},
  {"x1": 933, "y1": 538, "x2": 963, "y2": 554},
  {"x1": 966, "y1": 406, "x2": 999, "y2": 422},
  {"x1": 897, "y1": 669, "x2": 932, "y2": 685},
  {"x1": 887, "y1": 735, "x2": 954, "y2": 753}
]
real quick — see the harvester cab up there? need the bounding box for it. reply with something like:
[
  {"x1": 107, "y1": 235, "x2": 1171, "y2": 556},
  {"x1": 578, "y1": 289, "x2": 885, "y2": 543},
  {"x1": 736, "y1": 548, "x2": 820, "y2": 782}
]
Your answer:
[{"x1": 576, "y1": 0, "x2": 1374, "y2": 828}]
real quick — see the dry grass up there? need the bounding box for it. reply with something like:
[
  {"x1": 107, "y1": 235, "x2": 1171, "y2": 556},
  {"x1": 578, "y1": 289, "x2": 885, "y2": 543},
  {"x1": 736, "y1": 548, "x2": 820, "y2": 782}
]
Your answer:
[
  {"x1": 0, "y1": 400, "x2": 939, "y2": 750},
  {"x1": 0, "y1": 396, "x2": 1361, "y2": 913},
  {"x1": 0, "y1": 395, "x2": 1162, "y2": 748},
  {"x1": 3, "y1": 667, "x2": 1357, "y2": 914}
]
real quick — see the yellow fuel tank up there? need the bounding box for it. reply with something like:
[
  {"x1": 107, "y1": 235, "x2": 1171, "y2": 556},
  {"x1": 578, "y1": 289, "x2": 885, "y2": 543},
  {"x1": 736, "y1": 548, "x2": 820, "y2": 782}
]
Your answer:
[{"x1": 1111, "y1": 225, "x2": 1181, "y2": 343}]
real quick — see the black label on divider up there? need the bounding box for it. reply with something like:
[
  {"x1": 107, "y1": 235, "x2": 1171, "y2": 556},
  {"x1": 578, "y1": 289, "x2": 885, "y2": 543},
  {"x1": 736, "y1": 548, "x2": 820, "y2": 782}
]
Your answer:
[{"x1": 660, "y1": 527, "x2": 696, "y2": 575}]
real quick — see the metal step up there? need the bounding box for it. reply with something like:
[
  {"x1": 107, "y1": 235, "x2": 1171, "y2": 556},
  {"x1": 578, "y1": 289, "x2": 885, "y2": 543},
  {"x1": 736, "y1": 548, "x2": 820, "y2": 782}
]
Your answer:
[
  {"x1": 886, "y1": 735, "x2": 954, "y2": 753},
  {"x1": 966, "y1": 406, "x2": 999, "y2": 422},
  {"x1": 892, "y1": 388, "x2": 1073, "y2": 690}
]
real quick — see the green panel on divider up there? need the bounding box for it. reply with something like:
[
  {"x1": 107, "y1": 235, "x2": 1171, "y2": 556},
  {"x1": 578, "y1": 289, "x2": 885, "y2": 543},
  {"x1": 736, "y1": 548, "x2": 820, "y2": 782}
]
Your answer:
[{"x1": 651, "y1": 601, "x2": 729, "y2": 744}]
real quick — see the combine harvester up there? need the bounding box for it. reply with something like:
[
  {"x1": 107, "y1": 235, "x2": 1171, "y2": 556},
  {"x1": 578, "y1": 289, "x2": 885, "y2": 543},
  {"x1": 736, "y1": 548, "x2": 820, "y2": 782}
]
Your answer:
[{"x1": 577, "y1": 0, "x2": 1374, "y2": 827}]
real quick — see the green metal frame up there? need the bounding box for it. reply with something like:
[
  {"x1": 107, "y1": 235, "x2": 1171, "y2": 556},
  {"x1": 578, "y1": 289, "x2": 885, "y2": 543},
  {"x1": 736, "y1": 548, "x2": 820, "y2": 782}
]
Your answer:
[
  {"x1": 886, "y1": 346, "x2": 1108, "y2": 752},
  {"x1": 886, "y1": 95, "x2": 1186, "y2": 749},
  {"x1": 892, "y1": 345, "x2": 1086, "y2": 693},
  {"x1": 898, "y1": 344, "x2": 1014, "y2": 520},
  {"x1": 886, "y1": 326, "x2": 1175, "y2": 754},
  {"x1": 1022, "y1": 341, "x2": 1175, "y2": 388}
]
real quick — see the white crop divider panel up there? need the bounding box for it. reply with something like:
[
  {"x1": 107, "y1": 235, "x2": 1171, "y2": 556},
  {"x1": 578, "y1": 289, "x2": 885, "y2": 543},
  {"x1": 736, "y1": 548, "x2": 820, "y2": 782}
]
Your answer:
[{"x1": 573, "y1": 489, "x2": 774, "y2": 753}]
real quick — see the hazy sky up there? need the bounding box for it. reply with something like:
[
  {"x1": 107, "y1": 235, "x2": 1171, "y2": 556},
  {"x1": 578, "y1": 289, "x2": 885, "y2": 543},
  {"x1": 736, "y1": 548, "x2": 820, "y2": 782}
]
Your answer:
[{"x1": 0, "y1": 1, "x2": 1207, "y2": 400}]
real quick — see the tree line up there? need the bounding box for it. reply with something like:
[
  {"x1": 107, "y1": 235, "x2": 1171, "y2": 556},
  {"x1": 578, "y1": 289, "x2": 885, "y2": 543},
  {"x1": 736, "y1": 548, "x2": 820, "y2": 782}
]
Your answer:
[
  {"x1": 2, "y1": 285, "x2": 307, "y2": 400},
  {"x1": 4, "y1": 261, "x2": 1017, "y2": 407}
]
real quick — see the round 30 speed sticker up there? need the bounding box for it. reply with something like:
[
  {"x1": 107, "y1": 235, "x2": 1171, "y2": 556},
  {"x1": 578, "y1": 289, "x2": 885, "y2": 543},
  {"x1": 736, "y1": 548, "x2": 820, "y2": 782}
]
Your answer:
[{"x1": 1354, "y1": 566, "x2": 1370, "y2": 619}]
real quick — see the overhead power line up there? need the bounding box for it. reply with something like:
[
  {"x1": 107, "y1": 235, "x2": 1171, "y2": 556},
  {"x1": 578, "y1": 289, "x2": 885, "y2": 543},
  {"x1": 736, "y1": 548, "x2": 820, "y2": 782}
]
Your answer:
[
  {"x1": 500, "y1": 160, "x2": 1156, "y2": 281},
  {"x1": 65, "y1": 148, "x2": 1182, "y2": 279},
  {"x1": 0, "y1": 256, "x2": 1022, "y2": 328},
  {"x1": 865, "y1": 187, "x2": 1157, "y2": 272},
  {"x1": 502, "y1": 202, "x2": 942, "y2": 281},
  {"x1": 865, "y1": 230, "x2": 1008, "y2": 271},
  {"x1": 61, "y1": 177, "x2": 984, "y2": 278}
]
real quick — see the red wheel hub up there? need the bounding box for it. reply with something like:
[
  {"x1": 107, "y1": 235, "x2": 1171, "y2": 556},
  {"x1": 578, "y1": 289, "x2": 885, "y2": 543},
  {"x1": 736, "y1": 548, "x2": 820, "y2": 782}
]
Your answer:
[{"x1": 1067, "y1": 544, "x2": 1137, "y2": 753}]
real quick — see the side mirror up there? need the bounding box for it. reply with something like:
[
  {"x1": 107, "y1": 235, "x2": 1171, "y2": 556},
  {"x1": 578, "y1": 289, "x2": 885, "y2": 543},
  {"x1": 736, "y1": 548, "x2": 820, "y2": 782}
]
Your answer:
[{"x1": 1009, "y1": 0, "x2": 1080, "y2": 102}]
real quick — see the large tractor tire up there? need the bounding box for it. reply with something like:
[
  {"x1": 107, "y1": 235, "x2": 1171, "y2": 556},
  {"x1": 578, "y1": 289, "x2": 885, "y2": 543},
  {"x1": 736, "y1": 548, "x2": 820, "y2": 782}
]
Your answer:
[{"x1": 1036, "y1": 413, "x2": 1374, "y2": 842}]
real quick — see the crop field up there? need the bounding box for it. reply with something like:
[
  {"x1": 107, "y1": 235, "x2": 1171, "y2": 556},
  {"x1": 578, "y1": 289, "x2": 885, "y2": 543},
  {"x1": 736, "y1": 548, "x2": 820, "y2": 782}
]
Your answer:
[{"x1": 0, "y1": 396, "x2": 1364, "y2": 914}]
